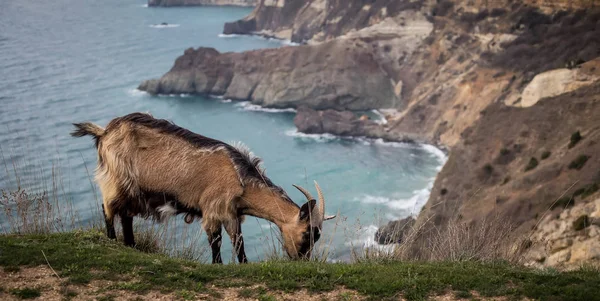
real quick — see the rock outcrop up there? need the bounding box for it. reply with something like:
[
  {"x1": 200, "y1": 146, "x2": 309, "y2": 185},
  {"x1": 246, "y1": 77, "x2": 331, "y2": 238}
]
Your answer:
[
  {"x1": 293, "y1": 106, "x2": 381, "y2": 137},
  {"x1": 375, "y1": 217, "x2": 416, "y2": 245},
  {"x1": 525, "y1": 198, "x2": 600, "y2": 269},
  {"x1": 139, "y1": 40, "x2": 400, "y2": 111},
  {"x1": 148, "y1": 0, "x2": 256, "y2": 7}
]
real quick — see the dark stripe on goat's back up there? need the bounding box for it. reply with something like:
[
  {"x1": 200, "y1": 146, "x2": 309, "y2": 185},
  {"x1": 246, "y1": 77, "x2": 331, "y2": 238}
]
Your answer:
[{"x1": 108, "y1": 113, "x2": 296, "y2": 206}]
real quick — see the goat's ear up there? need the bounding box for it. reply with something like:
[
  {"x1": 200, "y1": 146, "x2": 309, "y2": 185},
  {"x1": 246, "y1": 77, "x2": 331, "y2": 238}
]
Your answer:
[{"x1": 299, "y1": 199, "x2": 316, "y2": 221}]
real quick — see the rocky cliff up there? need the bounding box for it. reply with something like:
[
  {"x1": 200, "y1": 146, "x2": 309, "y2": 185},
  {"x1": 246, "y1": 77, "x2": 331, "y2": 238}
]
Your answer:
[
  {"x1": 141, "y1": 0, "x2": 600, "y2": 267},
  {"x1": 148, "y1": 0, "x2": 256, "y2": 6},
  {"x1": 139, "y1": 40, "x2": 399, "y2": 110}
]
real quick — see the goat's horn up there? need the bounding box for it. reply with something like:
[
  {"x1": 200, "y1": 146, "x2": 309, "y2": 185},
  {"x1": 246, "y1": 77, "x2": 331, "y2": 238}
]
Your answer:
[
  {"x1": 293, "y1": 184, "x2": 314, "y2": 201},
  {"x1": 314, "y1": 181, "x2": 325, "y2": 225}
]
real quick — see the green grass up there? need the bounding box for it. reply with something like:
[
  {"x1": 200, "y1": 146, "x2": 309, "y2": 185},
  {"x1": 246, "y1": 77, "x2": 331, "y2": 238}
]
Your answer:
[
  {"x1": 9, "y1": 288, "x2": 41, "y2": 299},
  {"x1": 1, "y1": 230, "x2": 600, "y2": 301}
]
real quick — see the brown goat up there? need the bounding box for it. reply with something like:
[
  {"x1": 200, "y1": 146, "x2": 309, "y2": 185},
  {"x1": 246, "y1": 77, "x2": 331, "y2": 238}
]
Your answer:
[{"x1": 71, "y1": 112, "x2": 335, "y2": 263}]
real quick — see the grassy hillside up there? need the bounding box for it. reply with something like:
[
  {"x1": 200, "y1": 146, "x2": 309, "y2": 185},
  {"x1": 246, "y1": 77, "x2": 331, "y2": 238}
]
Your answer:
[{"x1": 1, "y1": 230, "x2": 599, "y2": 300}]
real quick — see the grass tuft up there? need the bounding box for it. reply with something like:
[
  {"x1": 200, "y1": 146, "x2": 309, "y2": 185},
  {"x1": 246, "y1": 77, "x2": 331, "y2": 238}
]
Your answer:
[{"x1": 9, "y1": 288, "x2": 41, "y2": 299}]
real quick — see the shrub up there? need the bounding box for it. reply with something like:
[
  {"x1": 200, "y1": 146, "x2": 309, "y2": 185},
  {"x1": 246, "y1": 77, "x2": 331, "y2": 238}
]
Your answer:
[
  {"x1": 524, "y1": 157, "x2": 539, "y2": 171},
  {"x1": 541, "y1": 151, "x2": 551, "y2": 160},
  {"x1": 551, "y1": 196, "x2": 574, "y2": 210},
  {"x1": 500, "y1": 148, "x2": 510, "y2": 156},
  {"x1": 483, "y1": 164, "x2": 494, "y2": 175},
  {"x1": 440, "y1": 188, "x2": 448, "y2": 196},
  {"x1": 573, "y1": 215, "x2": 590, "y2": 231},
  {"x1": 580, "y1": 183, "x2": 599, "y2": 199},
  {"x1": 568, "y1": 155, "x2": 589, "y2": 170},
  {"x1": 10, "y1": 288, "x2": 41, "y2": 299},
  {"x1": 568, "y1": 131, "x2": 583, "y2": 148},
  {"x1": 502, "y1": 177, "x2": 510, "y2": 185}
]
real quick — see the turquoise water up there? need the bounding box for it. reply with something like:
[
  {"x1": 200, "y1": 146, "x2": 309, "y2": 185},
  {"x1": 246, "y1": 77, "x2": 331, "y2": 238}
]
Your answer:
[{"x1": 0, "y1": 0, "x2": 444, "y2": 261}]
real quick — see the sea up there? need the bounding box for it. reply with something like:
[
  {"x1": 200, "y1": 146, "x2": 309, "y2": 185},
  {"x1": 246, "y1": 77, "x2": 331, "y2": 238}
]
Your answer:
[{"x1": 0, "y1": 0, "x2": 445, "y2": 262}]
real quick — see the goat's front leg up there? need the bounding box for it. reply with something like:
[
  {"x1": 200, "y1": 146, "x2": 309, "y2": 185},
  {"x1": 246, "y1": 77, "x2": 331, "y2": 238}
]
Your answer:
[
  {"x1": 102, "y1": 204, "x2": 116, "y2": 239},
  {"x1": 205, "y1": 223, "x2": 223, "y2": 264},
  {"x1": 225, "y1": 218, "x2": 248, "y2": 263}
]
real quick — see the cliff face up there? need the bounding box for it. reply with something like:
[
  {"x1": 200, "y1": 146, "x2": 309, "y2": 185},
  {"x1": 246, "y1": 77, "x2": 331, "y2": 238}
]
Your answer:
[
  {"x1": 148, "y1": 0, "x2": 256, "y2": 7},
  {"x1": 139, "y1": 40, "x2": 400, "y2": 110},
  {"x1": 223, "y1": 0, "x2": 426, "y2": 42},
  {"x1": 142, "y1": 0, "x2": 600, "y2": 267}
]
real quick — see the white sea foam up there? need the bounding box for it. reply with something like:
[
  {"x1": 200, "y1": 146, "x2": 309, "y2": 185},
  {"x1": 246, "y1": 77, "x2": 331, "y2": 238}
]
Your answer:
[
  {"x1": 220, "y1": 98, "x2": 232, "y2": 103},
  {"x1": 284, "y1": 129, "x2": 338, "y2": 142},
  {"x1": 218, "y1": 33, "x2": 240, "y2": 38},
  {"x1": 141, "y1": 4, "x2": 148, "y2": 8},
  {"x1": 421, "y1": 144, "x2": 448, "y2": 166},
  {"x1": 127, "y1": 88, "x2": 148, "y2": 97},
  {"x1": 235, "y1": 101, "x2": 296, "y2": 113},
  {"x1": 149, "y1": 24, "x2": 180, "y2": 29},
  {"x1": 218, "y1": 33, "x2": 299, "y2": 46},
  {"x1": 208, "y1": 94, "x2": 224, "y2": 99},
  {"x1": 345, "y1": 224, "x2": 395, "y2": 252},
  {"x1": 355, "y1": 184, "x2": 433, "y2": 220}
]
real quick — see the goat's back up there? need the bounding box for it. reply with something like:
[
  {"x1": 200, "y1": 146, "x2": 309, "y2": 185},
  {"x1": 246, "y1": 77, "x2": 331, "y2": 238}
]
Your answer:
[{"x1": 96, "y1": 113, "x2": 243, "y2": 222}]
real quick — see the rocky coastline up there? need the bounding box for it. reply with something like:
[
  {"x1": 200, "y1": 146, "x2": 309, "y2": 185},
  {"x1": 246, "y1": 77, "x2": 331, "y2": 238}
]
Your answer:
[
  {"x1": 141, "y1": 0, "x2": 600, "y2": 268},
  {"x1": 148, "y1": 0, "x2": 256, "y2": 7}
]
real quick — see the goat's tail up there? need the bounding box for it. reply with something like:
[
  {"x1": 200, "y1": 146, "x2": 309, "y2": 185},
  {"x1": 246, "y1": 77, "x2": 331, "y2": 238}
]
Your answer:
[{"x1": 71, "y1": 122, "x2": 106, "y2": 141}]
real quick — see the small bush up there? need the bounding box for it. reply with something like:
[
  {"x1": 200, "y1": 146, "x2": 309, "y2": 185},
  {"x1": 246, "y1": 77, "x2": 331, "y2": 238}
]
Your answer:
[
  {"x1": 541, "y1": 151, "x2": 551, "y2": 160},
  {"x1": 573, "y1": 215, "x2": 590, "y2": 231},
  {"x1": 580, "y1": 183, "x2": 599, "y2": 199},
  {"x1": 482, "y1": 164, "x2": 494, "y2": 177},
  {"x1": 502, "y1": 177, "x2": 510, "y2": 185},
  {"x1": 500, "y1": 148, "x2": 510, "y2": 156},
  {"x1": 568, "y1": 155, "x2": 589, "y2": 170},
  {"x1": 440, "y1": 188, "x2": 448, "y2": 196},
  {"x1": 10, "y1": 288, "x2": 41, "y2": 299},
  {"x1": 551, "y1": 196, "x2": 574, "y2": 210},
  {"x1": 568, "y1": 131, "x2": 582, "y2": 148},
  {"x1": 524, "y1": 157, "x2": 539, "y2": 171}
]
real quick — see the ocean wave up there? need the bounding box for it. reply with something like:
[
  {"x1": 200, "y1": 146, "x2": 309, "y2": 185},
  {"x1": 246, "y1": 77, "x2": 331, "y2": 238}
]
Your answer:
[
  {"x1": 284, "y1": 129, "x2": 338, "y2": 142},
  {"x1": 345, "y1": 224, "x2": 395, "y2": 252},
  {"x1": 217, "y1": 34, "x2": 240, "y2": 38},
  {"x1": 208, "y1": 94, "x2": 232, "y2": 103},
  {"x1": 421, "y1": 144, "x2": 448, "y2": 166},
  {"x1": 234, "y1": 101, "x2": 296, "y2": 113},
  {"x1": 126, "y1": 88, "x2": 148, "y2": 97},
  {"x1": 218, "y1": 33, "x2": 299, "y2": 46},
  {"x1": 354, "y1": 184, "x2": 433, "y2": 220},
  {"x1": 149, "y1": 24, "x2": 180, "y2": 29}
]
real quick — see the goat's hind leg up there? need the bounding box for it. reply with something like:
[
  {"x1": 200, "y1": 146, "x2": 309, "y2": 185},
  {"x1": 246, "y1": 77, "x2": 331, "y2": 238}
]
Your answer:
[
  {"x1": 225, "y1": 218, "x2": 248, "y2": 263},
  {"x1": 120, "y1": 211, "x2": 135, "y2": 247},
  {"x1": 205, "y1": 222, "x2": 223, "y2": 264}
]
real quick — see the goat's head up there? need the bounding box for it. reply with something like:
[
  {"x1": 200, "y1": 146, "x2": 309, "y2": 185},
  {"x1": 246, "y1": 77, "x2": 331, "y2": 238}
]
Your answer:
[{"x1": 280, "y1": 181, "x2": 336, "y2": 260}]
